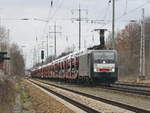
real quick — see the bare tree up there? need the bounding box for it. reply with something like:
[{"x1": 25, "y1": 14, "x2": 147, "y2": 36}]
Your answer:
[
  {"x1": 145, "y1": 18, "x2": 150, "y2": 76},
  {"x1": 117, "y1": 23, "x2": 141, "y2": 75},
  {"x1": 0, "y1": 27, "x2": 9, "y2": 77},
  {"x1": 114, "y1": 20, "x2": 150, "y2": 77},
  {"x1": 0, "y1": 27, "x2": 8, "y2": 51},
  {"x1": 9, "y1": 43, "x2": 25, "y2": 76}
]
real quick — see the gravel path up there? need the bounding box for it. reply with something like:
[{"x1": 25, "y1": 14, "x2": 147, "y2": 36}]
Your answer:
[{"x1": 13, "y1": 94, "x2": 22, "y2": 113}]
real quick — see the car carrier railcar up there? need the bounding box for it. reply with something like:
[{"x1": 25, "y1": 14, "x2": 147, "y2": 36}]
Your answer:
[{"x1": 31, "y1": 49, "x2": 118, "y2": 83}]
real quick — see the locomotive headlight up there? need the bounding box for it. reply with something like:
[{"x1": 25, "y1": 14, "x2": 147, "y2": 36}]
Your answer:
[
  {"x1": 112, "y1": 68, "x2": 115, "y2": 72},
  {"x1": 94, "y1": 64, "x2": 98, "y2": 72},
  {"x1": 94, "y1": 68, "x2": 97, "y2": 72}
]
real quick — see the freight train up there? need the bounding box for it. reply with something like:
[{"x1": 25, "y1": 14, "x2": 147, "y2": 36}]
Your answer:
[{"x1": 31, "y1": 49, "x2": 118, "y2": 83}]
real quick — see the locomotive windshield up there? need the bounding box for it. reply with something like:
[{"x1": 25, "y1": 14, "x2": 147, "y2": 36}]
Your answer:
[{"x1": 94, "y1": 52, "x2": 115, "y2": 63}]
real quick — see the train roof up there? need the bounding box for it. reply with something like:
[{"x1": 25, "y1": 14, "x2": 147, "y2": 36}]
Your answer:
[{"x1": 31, "y1": 49, "x2": 117, "y2": 71}]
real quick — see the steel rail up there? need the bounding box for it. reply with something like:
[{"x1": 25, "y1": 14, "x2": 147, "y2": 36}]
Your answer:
[
  {"x1": 30, "y1": 80, "x2": 101, "y2": 113},
  {"x1": 32, "y1": 79, "x2": 150, "y2": 113},
  {"x1": 100, "y1": 85, "x2": 150, "y2": 96},
  {"x1": 115, "y1": 82, "x2": 150, "y2": 88}
]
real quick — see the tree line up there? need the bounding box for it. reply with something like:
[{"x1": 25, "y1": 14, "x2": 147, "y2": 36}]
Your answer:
[
  {"x1": 107, "y1": 18, "x2": 150, "y2": 77},
  {"x1": 0, "y1": 27, "x2": 25, "y2": 76}
]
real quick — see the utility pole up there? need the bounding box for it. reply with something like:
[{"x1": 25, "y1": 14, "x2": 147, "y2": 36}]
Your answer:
[
  {"x1": 7, "y1": 29, "x2": 10, "y2": 75},
  {"x1": 46, "y1": 35, "x2": 49, "y2": 58},
  {"x1": 112, "y1": 0, "x2": 115, "y2": 49},
  {"x1": 49, "y1": 22, "x2": 61, "y2": 58},
  {"x1": 36, "y1": 36, "x2": 39, "y2": 64},
  {"x1": 33, "y1": 47, "x2": 37, "y2": 66},
  {"x1": 140, "y1": 8, "x2": 145, "y2": 77},
  {"x1": 71, "y1": 5, "x2": 88, "y2": 50},
  {"x1": 79, "y1": 5, "x2": 81, "y2": 50}
]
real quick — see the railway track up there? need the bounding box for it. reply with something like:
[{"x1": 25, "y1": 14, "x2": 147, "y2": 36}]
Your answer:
[
  {"x1": 115, "y1": 82, "x2": 150, "y2": 88},
  {"x1": 99, "y1": 84, "x2": 150, "y2": 96},
  {"x1": 29, "y1": 80, "x2": 101, "y2": 113},
  {"x1": 30, "y1": 79, "x2": 150, "y2": 113}
]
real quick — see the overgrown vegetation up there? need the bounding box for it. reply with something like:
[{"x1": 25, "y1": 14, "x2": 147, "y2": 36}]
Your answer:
[{"x1": 0, "y1": 79, "x2": 15, "y2": 113}]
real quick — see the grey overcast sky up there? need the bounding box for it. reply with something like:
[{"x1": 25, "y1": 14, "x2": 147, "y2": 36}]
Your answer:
[{"x1": 0, "y1": 0, "x2": 150, "y2": 68}]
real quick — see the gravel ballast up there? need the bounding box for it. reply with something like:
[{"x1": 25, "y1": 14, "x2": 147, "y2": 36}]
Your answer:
[
  {"x1": 36, "y1": 79, "x2": 150, "y2": 111},
  {"x1": 31, "y1": 79, "x2": 135, "y2": 113},
  {"x1": 23, "y1": 80, "x2": 85, "y2": 113}
]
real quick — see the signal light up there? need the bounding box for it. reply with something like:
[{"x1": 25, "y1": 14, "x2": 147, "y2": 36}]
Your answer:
[{"x1": 41, "y1": 50, "x2": 44, "y2": 60}]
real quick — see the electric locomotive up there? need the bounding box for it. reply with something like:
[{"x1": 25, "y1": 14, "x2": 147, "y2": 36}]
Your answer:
[
  {"x1": 31, "y1": 29, "x2": 118, "y2": 83},
  {"x1": 77, "y1": 49, "x2": 118, "y2": 83}
]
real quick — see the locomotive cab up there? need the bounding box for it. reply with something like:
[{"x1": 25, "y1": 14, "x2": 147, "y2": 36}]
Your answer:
[{"x1": 91, "y1": 50, "x2": 118, "y2": 83}]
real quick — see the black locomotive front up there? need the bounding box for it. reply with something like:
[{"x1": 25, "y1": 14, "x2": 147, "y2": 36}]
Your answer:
[{"x1": 91, "y1": 50, "x2": 118, "y2": 83}]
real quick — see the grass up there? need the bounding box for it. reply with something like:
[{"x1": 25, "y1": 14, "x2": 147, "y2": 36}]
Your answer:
[
  {"x1": 118, "y1": 75, "x2": 138, "y2": 82},
  {"x1": 0, "y1": 79, "x2": 16, "y2": 113},
  {"x1": 17, "y1": 80, "x2": 35, "y2": 113}
]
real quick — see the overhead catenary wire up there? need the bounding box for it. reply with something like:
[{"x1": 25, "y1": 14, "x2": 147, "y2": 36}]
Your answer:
[
  {"x1": 36, "y1": 0, "x2": 56, "y2": 61},
  {"x1": 98, "y1": 0, "x2": 150, "y2": 30},
  {"x1": 95, "y1": 0, "x2": 111, "y2": 29},
  {"x1": 103, "y1": 0, "x2": 111, "y2": 21},
  {"x1": 40, "y1": 0, "x2": 150, "y2": 50},
  {"x1": 48, "y1": 0, "x2": 64, "y2": 21},
  {"x1": 41, "y1": 0, "x2": 64, "y2": 44},
  {"x1": 123, "y1": 0, "x2": 128, "y2": 15},
  {"x1": 117, "y1": 0, "x2": 150, "y2": 20},
  {"x1": 40, "y1": 0, "x2": 54, "y2": 39},
  {"x1": 39, "y1": 0, "x2": 64, "y2": 50}
]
